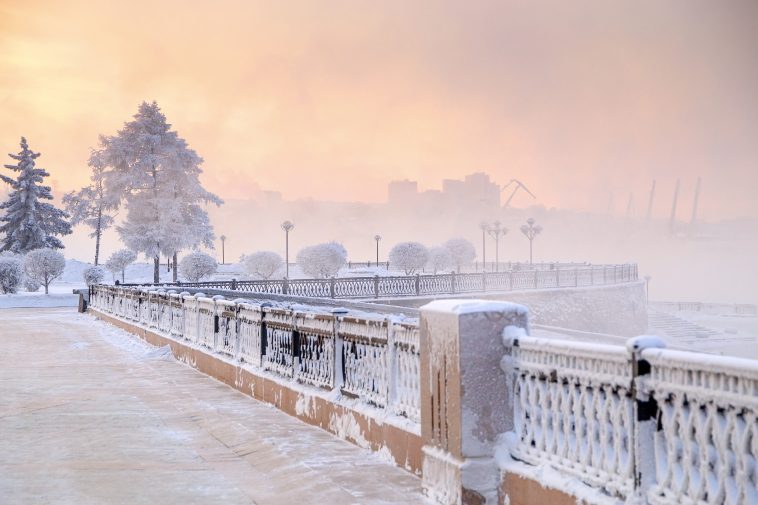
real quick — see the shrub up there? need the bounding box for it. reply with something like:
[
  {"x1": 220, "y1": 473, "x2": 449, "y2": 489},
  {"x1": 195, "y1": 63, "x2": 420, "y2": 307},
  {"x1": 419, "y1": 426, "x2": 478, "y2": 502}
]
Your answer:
[
  {"x1": 0, "y1": 256, "x2": 24, "y2": 294},
  {"x1": 427, "y1": 246, "x2": 453, "y2": 274},
  {"x1": 389, "y1": 242, "x2": 429, "y2": 275},
  {"x1": 83, "y1": 265, "x2": 105, "y2": 286},
  {"x1": 296, "y1": 242, "x2": 347, "y2": 278},
  {"x1": 443, "y1": 238, "x2": 476, "y2": 273},
  {"x1": 179, "y1": 252, "x2": 218, "y2": 282},
  {"x1": 241, "y1": 251, "x2": 284, "y2": 280}
]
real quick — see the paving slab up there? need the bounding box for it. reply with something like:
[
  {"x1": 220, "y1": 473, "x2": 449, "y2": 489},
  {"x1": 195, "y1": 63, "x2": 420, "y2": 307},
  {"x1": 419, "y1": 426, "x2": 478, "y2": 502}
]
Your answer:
[{"x1": 0, "y1": 308, "x2": 425, "y2": 505}]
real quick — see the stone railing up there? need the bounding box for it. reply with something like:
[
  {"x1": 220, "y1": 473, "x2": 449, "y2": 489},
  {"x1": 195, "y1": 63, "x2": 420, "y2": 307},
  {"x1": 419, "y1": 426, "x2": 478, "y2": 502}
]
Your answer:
[
  {"x1": 651, "y1": 300, "x2": 758, "y2": 316},
  {"x1": 128, "y1": 263, "x2": 639, "y2": 300},
  {"x1": 89, "y1": 284, "x2": 421, "y2": 423},
  {"x1": 417, "y1": 301, "x2": 758, "y2": 505}
]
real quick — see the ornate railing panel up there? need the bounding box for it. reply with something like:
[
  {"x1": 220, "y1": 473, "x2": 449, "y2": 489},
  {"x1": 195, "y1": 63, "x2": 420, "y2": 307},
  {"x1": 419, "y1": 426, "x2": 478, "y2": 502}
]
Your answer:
[
  {"x1": 215, "y1": 300, "x2": 238, "y2": 357},
  {"x1": 263, "y1": 307, "x2": 295, "y2": 377},
  {"x1": 391, "y1": 321, "x2": 421, "y2": 422},
  {"x1": 295, "y1": 312, "x2": 335, "y2": 388},
  {"x1": 640, "y1": 349, "x2": 758, "y2": 505},
  {"x1": 197, "y1": 297, "x2": 216, "y2": 350},
  {"x1": 503, "y1": 335, "x2": 635, "y2": 500},
  {"x1": 339, "y1": 316, "x2": 390, "y2": 407}
]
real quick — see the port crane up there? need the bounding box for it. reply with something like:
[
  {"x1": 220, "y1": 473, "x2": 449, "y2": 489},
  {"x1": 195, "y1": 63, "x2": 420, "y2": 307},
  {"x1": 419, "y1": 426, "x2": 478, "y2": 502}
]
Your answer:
[{"x1": 500, "y1": 179, "x2": 536, "y2": 208}]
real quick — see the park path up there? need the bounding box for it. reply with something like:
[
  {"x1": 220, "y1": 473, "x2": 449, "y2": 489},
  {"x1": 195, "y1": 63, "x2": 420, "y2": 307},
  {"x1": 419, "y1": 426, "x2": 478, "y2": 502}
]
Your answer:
[{"x1": 0, "y1": 308, "x2": 424, "y2": 505}]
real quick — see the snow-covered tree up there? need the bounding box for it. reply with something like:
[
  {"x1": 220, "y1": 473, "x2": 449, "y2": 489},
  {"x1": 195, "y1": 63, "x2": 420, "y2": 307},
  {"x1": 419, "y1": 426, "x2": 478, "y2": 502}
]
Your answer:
[
  {"x1": 241, "y1": 251, "x2": 283, "y2": 279},
  {"x1": 24, "y1": 277, "x2": 40, "y2": 292},
  {"x1": 97, "y1": 102, "x2": 222, "y2": 283},
  {"x1": 23, "y1": 248, "x2": 65, "y2": 294},
  {"x1": 0, "y1": 255, "x2": 24, "y2": 293},
  {"x1": 0, "y1": 138, "x2": 72, "y2": 253},
  {"x1": 83, "y1": 265, "x2": 105, "y2": 286},
  {"x1": 179, "y1": 251, "x2": 217, "y2": 282},
  {"x1": 427, "y1": 246, "x2": 453, "y2": 274},
  {"x1": 104, "y1": 249, "x2": 137, "y2": 283},
  {"x1": 62, "y1": 154, "x2": 116, "y2": 265},
  {"x1": 297, "y1": 242, "x2": 347, "y2": 278},
  {"x1": 443, "y1": 238, "x2": 476, "y2": 273},
  {"x1": 389, "y1": 242, "x2": 429, "y2": 275}
]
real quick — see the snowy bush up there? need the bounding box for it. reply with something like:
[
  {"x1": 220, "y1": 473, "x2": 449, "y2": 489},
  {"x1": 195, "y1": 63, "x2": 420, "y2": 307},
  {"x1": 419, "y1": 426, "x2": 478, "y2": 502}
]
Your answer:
[
  {"x1": 105, "y1": 249, "x2": 137, "y2": 283},
  {"x1": 179, "y1": 252, "x2": 217, "y2": 282},
  {"x1": 444, "y1": 238, "x2": 476, "y2": 273},
  {"x1": 389, "y1": 242, "x2": 429, "y2": 275},
  {"x1": 23, "y1": 248, "x2": 66, "y2": 294},
  {"x1": 296, "y1": 242, "x2": 347, "y2": 278},
  {"x1": 241, "y1": 251, "x2": 284, "y2": 280},
  {"x1": 427, "y1": 246, "x2": 453, "y2": 274},
  {"x1": 83, "y1": 265, "x2": 105, "y2": 286},
  {"x1": 0, "y1": 256, "x2": 24, "y2": 294},
  {"x1": 24, "y1": 277, "x2": 40, "y2": 292}
]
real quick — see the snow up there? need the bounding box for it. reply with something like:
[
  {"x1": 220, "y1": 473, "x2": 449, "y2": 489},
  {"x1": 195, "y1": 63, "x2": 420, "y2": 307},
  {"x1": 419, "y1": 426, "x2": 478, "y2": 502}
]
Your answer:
[{"x1": 422, "y1": 299, "x2": 528, "y2": 316}]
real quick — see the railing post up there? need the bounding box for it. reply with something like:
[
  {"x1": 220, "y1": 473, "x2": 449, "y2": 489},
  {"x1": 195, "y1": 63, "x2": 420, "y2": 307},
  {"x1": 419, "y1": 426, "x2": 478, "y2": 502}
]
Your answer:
[
  {"x1": 259, "y1": 303, "x2": 271, "y2": 368},
  {"x1": 374, "y1": 275, "x2": 380, "y2": 299},
  {"x1": 282, "y1": 277, "x2": 289, "y2": 295},
  {"x1": 420, "y1": 300, "x2": 529, "y2": 504},
  {"x1": 330, "y1": 277, "x2": 336, "y2": 298},
  {"x1": 450, "y1": 271, "x2": 456, "y2": 294},
  {"x1": 231, "y1": 278, "x2": 237, "y2": 290},
  {"x1": 415, "y1": 274, "x2": 420, "y2": 296},
  {"x1": 332, "y1": 308, "x2": 348, "y2": 390},
  {"x1": 627, "y1": 335, "x2": 666, "y2": 501},
  {"x1": 482, "y1": 271, "x2": 487, "y2": 292}
]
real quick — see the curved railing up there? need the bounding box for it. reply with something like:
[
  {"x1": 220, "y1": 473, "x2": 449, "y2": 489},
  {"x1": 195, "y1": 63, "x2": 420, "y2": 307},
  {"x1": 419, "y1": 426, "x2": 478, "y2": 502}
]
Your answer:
[{"x1": 128, "y1": 263, "x2": 639, "y2": 300}]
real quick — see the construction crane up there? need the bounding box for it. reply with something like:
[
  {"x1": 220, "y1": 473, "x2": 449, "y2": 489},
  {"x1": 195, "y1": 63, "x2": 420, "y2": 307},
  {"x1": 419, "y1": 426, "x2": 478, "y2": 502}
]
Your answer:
[{"x1": 500, "y1": 179, "x2": 536, "y2": 208}]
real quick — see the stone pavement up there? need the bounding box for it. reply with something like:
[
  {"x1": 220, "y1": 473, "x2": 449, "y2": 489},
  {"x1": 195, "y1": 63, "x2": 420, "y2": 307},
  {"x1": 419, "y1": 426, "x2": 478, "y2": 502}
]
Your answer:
[{"x1": 0, "y1": 308, "x2": 425, "y2": 505}]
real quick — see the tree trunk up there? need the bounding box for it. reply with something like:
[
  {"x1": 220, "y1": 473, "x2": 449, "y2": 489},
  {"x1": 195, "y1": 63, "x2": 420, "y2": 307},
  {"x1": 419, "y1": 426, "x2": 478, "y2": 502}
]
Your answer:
[
  {"x1": 122, "y1": 268, "x2": 125, "y2": 284},
  {"x1": 94, "y1": 206, "x2": 102, "y2": 266},
  {"x1": 153, "y1": 256, "x2": 160, "y2": 283},
  {"x1": 173, "y1": 252, "x2": 178, "y2": 282}
]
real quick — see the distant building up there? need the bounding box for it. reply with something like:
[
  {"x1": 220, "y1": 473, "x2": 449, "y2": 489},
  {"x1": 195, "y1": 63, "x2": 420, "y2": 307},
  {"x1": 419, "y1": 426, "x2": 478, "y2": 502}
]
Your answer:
[{"x1": 387, "y1": 179, "x2": 418, "y2": 207}]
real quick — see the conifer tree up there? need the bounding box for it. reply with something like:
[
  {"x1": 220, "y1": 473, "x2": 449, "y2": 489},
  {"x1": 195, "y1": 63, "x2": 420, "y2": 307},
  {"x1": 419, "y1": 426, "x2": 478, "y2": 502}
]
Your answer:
[
  {"x1": 0, "y1": 138, "x2": 72, "y2": 253},
  {"x1": 97, "y1": 102, "x2": 222, "y2": 283}
]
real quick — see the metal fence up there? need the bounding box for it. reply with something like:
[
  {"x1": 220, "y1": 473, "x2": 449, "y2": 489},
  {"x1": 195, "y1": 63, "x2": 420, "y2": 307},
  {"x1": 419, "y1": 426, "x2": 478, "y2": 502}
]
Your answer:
[
  {"x1": 89, "y1": 284, "x2": 421, "y2": 423},
  {"x1": 128, "y1": 263, "x2": 639, "y2": 300}
]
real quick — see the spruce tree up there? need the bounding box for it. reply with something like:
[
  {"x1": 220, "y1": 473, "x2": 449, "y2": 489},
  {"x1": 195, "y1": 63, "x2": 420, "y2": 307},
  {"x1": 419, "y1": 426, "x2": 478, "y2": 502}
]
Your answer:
[{"x1": 0, "y1": 138, "x2": 72, "y2": 252}]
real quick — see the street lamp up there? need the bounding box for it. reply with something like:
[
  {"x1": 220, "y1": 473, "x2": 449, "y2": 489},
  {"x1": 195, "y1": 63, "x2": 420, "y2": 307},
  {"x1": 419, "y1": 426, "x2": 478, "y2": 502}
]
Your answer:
[
  {"x1": 281, "y1": 220, "x2": 294, "y2": 278},
  {"x1": 487, "y1": 221, "x2": 508, "y2": 272},
  {"x1": 219, "y1": 235, "x2": 226, "y2": 265},
  {"x1": 644, "y1": 275, "x2": 652, "y2": 304},
  {"x1": 479, "y1": 221, "x2": 489, "y2": 271},
  {"x1": 374, "y1": 235, "x2": 382, "y2": 265},
  {"x1": 520, "y1": 218, "x2": 542, "y2": 264}
]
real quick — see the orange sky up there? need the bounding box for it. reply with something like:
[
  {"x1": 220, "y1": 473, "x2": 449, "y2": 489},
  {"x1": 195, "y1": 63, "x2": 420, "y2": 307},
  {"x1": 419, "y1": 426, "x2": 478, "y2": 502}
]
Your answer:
[{"x1": 1, "y1": 0, "x2": 757, "y2": 219}]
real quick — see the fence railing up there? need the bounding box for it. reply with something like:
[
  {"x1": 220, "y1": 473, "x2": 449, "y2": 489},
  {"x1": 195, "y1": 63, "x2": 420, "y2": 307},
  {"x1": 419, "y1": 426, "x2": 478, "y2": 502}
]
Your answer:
[
  {"x1": 651, "y1": 301, "x2": 758, "y2": 316},
  {"x1": 89, "y1": 284, "x2": 421, "y2": 423},
  {"x1": 126, "y1": 263, "x2": 639, "y2": 300},
  {"x1": 502, "y1": 332, "x2": 758, "y2": 504}
]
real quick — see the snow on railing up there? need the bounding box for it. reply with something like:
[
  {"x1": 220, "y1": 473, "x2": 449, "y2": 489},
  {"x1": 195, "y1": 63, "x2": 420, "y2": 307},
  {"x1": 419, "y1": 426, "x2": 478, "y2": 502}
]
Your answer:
[
  {"x1": 89, "y1": 284, "x2": 422, "y2": 424},
  {"x1": 502, "y1": 334, "x2": 635, "y2": 499},
  {"x1": 133, "y1": 263, "x2": 638, "y2": 300},
  {"x1": 639, "y1": 349, "x2": 758, "y2": 505},
  {"x1": 502, "y1": 333, "x2": 758, "y2": 504}
]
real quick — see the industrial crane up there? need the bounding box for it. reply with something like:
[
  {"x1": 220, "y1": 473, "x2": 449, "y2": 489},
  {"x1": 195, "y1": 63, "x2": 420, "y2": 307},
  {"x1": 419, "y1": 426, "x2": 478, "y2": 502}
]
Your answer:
[{"x1": 500, "y1": 179, "x2": 536, "y2": 208}]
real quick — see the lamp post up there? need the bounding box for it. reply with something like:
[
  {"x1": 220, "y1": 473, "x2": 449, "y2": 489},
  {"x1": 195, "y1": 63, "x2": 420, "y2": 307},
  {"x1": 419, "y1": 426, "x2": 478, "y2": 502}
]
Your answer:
[
  {"x1": 644, "y1": 275, "x2": 652, "y2": 304},
  {"x1": 487, "y1": 221, "x2": 508, "y2": 272},
  {"x1": 220, "y1": 235, "x2": 226, "y2": 265},
  {"x1": 374, "y1": 234, "x2": 382, "y2": 265},
  {"x1": 281, "y1": 220, "x2": 294, "y2": 278},
  {"x1": 479, "y1": 221, "x2": 489, "y2": 271},
  {"x1": 520, "y1": 218, "x2": 542, "y2": 264}
]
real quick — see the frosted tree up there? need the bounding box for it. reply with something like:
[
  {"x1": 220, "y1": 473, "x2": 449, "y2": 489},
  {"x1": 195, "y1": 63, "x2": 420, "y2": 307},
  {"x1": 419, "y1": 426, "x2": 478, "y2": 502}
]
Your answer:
[
  {"x1": 104, "y1": 249, "x2": 137, "y2": 283},
  {"x1": 297, "y1": 242, "x2": 347, "y2": 278},
  {"x1": 0, "y1": 254, "x2": 24, "y2": 293},
  {"x1": 0, "y1": 138, "x2": 72, "y2": 253},
  {"x1": 62, "y1": 153, "x2": 116, "y2": 265},
  {"x1": 241, "y1": 251, "x2": 284, "y2": 279},
  {"x1": 427, "y1": 246, "x2": 453, "y2": 274},
  {"x1": 443, "y1": 238, "x2": 476, "y2": 273},
  {"x1": 23, "y1": 248, "x2": 66, "y2": 294},
  {"x1": 82, "y1": 265, "x2": 105, "y2": 286},
  {"x1": 179, "y1": 251, "x2": 217, "y2": 282},
  {"x1": 97, "y1": 102, "x2": 222, "y2": 283},
  {"x1": 389, "y1": 242, "x2": 429, "y2": 275}
]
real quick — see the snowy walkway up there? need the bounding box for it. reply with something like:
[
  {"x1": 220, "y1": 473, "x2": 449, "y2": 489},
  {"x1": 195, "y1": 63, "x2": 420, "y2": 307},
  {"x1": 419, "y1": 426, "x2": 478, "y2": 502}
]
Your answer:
[{"x1": 0, "y1": 308, "x2": 424, "y2": 505}]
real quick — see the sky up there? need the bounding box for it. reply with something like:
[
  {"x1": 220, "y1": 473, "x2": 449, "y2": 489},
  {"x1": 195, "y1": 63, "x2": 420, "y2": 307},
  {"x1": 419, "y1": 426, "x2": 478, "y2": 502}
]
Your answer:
[{"x1": 1, "y1": 0, "x2": 757, "y2": 219}]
